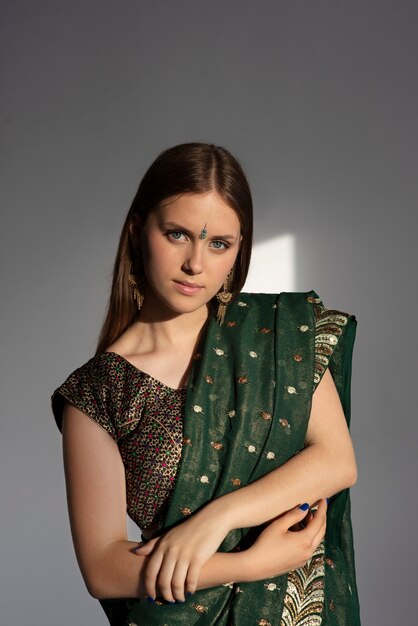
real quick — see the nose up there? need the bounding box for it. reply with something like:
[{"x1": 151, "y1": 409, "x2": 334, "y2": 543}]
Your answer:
[{"x1": 181, "y1": 243, "x2": 204, "y2": 275}]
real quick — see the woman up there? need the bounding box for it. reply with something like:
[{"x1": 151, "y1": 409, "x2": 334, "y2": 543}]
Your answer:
[{"x1": 51, "y1": 142, "x2": 361, "y2": 625}]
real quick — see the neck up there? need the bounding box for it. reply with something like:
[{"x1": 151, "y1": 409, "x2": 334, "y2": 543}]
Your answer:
[{"x1": 130, "y1": 298, "x2": 210, "y2": 353}]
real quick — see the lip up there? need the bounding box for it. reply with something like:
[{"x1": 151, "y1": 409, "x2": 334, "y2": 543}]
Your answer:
[
  {"x1": 175, "y1": 280, "x2": 203, "y2": 288},
  {"x1": 173, "y1": 280, "x2": 203, "y2": 295}
]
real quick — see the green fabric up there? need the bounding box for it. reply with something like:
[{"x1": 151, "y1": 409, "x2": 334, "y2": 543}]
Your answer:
[{"x1": 101, "y1": 291, "x2": 360, "y2": 625}]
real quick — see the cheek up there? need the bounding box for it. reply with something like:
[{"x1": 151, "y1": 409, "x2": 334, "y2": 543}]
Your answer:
[
  {"x1": 211, "y1": 256, "x2": 236, "y2": 287},
  {"x1": 143, "y1": 238, "x2": 181, "y2": 280},
  {"x1": 142, "y1": 233, "x2": 165, "y2": 263}
]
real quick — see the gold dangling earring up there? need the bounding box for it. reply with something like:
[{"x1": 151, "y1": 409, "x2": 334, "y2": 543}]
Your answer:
[
  {"x1": 216, "y1": 269, "x2": 234, "y2": 325},
  {"x1": 128, "y1": 263, "x2": 144, "y2": 311}
]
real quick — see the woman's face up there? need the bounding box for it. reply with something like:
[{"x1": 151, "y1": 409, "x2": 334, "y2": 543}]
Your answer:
[{"x1": 140, "y1": 190, "x2": 242, "y2": 319}]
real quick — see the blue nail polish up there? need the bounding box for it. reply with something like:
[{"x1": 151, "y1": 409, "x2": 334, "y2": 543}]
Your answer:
[
  {"x1": 326, "y1": 498, "x2": 330, "y2": 504},
  {"x1": 186, "y1": 591, "x2": 194, "y2": 597},
  {"x1": 147, "y1": 596, "x2": 155, "y2": 603},
  {"x1": 299, "y1": 503, "x2": 309, "y2": 511},
  {"x1": 167, "y1": 601, "x2": 176, "y2": 605}
]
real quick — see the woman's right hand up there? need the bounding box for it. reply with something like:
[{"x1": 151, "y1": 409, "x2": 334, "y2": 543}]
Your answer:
[{"x1": 243, "y1": 498, "x2": 327, "y2": 581}]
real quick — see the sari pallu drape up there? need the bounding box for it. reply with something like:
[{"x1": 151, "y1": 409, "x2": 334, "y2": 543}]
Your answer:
[{"x1": 101, "y1": 291, "x2": 360, "y2": 626}]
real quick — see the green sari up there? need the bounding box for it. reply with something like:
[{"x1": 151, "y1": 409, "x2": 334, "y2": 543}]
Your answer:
[{"x1": 101, "y1": 291, "x2": 360, "y2": 626}]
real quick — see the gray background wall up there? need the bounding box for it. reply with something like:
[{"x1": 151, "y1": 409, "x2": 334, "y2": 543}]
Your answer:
[{"x1": 1, "y1": 1, "x2": 417, "y2": 624}]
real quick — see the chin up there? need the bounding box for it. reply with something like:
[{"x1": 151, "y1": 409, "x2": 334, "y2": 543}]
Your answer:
[
  {"x1": 172, "y1": 300, "x2": 210, "y2": 316},
  {"x1": 156, "y1": 294, "x2": 210, "y2": 317},
  {"x1": 145, "y1": 283, "x2": 215, "y2": 318}
]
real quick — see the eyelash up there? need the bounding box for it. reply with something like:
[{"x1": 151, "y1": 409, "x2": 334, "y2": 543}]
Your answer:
[
  {"x1": 167, "y1": 230, "x2": 187, "y2": 242},
  {"x1": 166, "y1": 231, "x2": 230, "y2": 250},
  {"x1": 211, "y1": 240, "x2": 229, "y2": 250}
]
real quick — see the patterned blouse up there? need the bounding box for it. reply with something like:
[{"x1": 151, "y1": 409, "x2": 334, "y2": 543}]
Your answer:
[{"x1": 51, "y1": 352, "x2": 186, "y2": 532}]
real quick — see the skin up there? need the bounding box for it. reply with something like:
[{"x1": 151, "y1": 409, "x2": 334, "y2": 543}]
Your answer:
[
  {"x1": 140, "y1": 191, "x2": 242, "y2": 322},
  {"x1": 61, "y1": 190, "x2": 356, "y2": 603}
]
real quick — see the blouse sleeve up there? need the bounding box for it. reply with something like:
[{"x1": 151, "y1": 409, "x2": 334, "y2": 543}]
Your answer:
[
  {"x1": 51, "y1": 358, "x2": 117, "y2": 442},
  {"x1": 313, "y1": 301, "x2": 357, "y2": 402}
]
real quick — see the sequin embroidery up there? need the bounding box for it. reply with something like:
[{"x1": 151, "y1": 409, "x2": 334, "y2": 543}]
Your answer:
[
  {"x1": 313, "y1": 306, "x2": 350, "y2": 390},
  {"x1": 280, "y1": 542, "x2": 325, "y2": 626}
]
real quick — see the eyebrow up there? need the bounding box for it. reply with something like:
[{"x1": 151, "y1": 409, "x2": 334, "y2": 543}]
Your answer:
[{"x1": 162, "y1": 222, "x2": 239, "y2": 241}]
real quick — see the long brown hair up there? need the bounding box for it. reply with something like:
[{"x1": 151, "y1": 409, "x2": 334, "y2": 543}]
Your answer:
[{"x1": 95, "y1": 142, "x2": 253, "y2": 355}]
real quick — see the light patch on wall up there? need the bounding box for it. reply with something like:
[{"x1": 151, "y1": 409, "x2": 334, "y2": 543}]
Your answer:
[{"x1": 243, "y1": 234, "x2": 295, "y2": 293}]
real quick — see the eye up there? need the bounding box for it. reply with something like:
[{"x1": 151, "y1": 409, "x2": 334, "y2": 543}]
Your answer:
[
  {"x1": 210, "y1": 240, "x2": 229, "y2": 250},
  {"x1": 167, "y1": 230, "x2": 187, "y2": 242}
]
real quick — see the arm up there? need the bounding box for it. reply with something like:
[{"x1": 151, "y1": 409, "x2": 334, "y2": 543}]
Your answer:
[
  {"x1": 61, "y1": 403, "x2": 325, "y2": 602},
  {"x1": 208, "y1": 367, "x2": 357, "y2": 530},
  {"x1": 137, "y1": 369, "x2": 357, "y2": 596}
]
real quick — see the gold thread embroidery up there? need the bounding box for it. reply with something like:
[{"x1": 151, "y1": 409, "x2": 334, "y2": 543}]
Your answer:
[
  {"x1": 280, "y1": 541, "x2": 325, "y2": 626},
  {"x1": 313, "y1": 307, "x2": 350, "y2": 389}
]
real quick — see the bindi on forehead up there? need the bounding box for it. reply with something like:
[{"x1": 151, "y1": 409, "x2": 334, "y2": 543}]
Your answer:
[{"x1": 199, "y1": 223, "x2": 208, "y2": 240}]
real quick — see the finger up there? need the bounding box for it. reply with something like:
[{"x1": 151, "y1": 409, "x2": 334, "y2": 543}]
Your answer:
[
  {"x1": 134, "y1": 539, "x2": 157, "y2": 556},
  {"x1": 171, "y1": 559, "x2": 190, "y2": 602},
  {"x1": 309, "y1": 520, "x2": 326, "y2": 557},
  {"x1": 144, "y1": 550, "x2": 164, "y2": 601},
  {"x1": 290, "y1": 506, "x2": 312, "y2": 531},
  {"x1": 281, "y1": 504, "x2": 313, "y2": 530},
  {"x1": 294, "y1": 501, "x2": 327, "y2": 563},
  {"x1": 185, "y1": 561, "x2": 202, "y2": 597},
  {"x1": 156, "y1": 554, "x2": 178, "y2": 603},
  {"x1": 303, "y1": 499, "x2": 327, "y2": 534},
  {"x1": 303, "y1": 504, "x2": 327, "y2": 552},
  {"x1": 311, "y1": 506, "x2": 327, "y2": 547},
  {"x1": 313, "y1": 517, "x2": 327, "y2": 548}
]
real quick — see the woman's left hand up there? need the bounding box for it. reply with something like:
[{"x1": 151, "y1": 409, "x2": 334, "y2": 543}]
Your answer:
[{"x1": 134, "y1": 507, "x2": 230, "y2": 603}]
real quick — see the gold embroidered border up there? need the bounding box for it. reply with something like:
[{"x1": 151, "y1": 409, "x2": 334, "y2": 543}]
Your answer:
[
  {"x1": 280, "y1": 541, "x2": 325, "y2": 626},
  {"x1": 313, "y1": 308, "x2": 350, "y2": 389}
]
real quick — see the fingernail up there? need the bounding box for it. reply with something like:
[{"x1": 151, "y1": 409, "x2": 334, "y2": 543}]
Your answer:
[
  {"x1": 167, "y1": 601, "x2": 176, "y2": 605},
  {"x1": 147, "y1": 596, "x2": 155, "y2": 603},
  {"x1": 326, "y1": 498, "x2": 330, "y2": 504},
  {"x1": 176, "y1": 600, "x2": 185, "y2": 604},
  {"x1": 299, "y1": 503, "x2": 309, "y2": 511},
  {"x1": 186, "y1": 591, "x2": 194, "y2": 597}
]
